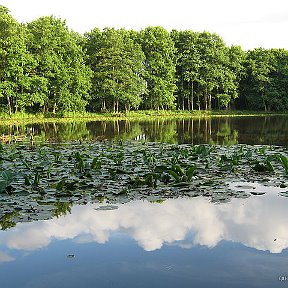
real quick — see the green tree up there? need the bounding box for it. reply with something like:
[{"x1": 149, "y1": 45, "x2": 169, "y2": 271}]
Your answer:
[
  {"x1": 85, "y1": 28, "x2": 146, "y2": 112},
  {"x1": 0, "y1": 6, "x2": 34, "y2": 114},
  {"x1": 225, "y1": 45, "x2": 245, "y2": 109},
  {"x1": 270, "y1": 49, "x2": 288, "y2": 110},
  {"x1": 140, "y1": 26, "x2": 177, "y2": 110},
  {"x1": 239, "y1": 48, "x2": 278, "y2": 111},
  {"x1": 196, "y1": 32, "x2": 237, "y2": 110},
  {"x1": 26, "y1": 16, "x2": 92, "y2": 113},
  {"x1": 171, "y1": 30, "x2": 201, "y2": 110},
  {"x1": 172, "y1": 30, "x2": 239, "y2": 111}
]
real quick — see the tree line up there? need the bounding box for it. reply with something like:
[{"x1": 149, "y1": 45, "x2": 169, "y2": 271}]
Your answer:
[{"x1": 1, "y1": 5, "x2": 288, "y2": 115}]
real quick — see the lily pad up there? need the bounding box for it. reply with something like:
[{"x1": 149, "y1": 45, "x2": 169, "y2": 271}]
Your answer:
[
  {"x1": 95, "y1": 205, "x2": 119, "y2": 211},
  {"x1": 279, "y1": 191, "x2": 288, "y2": 197},
  {"x1": 1, "y1": 140, "x2": 288, "y2": 228},
  {"x1": 235, "y1": 185, "x2": 256, "y2": 190},
  {"x1": 250, "y1": 191, "x2": 266, "y2": 196}
]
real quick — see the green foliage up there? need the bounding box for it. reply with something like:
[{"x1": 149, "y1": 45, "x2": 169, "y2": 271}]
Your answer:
[
  {"x1": 0, "y1": 5, "x2": 288, "y2": 114},
  {"x1": 0, "y1": 211, "x2": 18, "y2": 230},
  {"x1": 0, "y1": 140, "x2": 288, "y2": 226},
  {"x1": 91, "y1": 158, "x2": 102, "y2": 170},
  {"x1": 85, "y1": 28, "x2": 146, "y2": 112},
  {"x1": 0, "y1": 5, "x2": 9, "y2": 15},
  {"x1": 278, "y1": 154, "x2": 288, "y2": 174},
  {"x1": 26, "y1": 16, "x2": 92, "y2": 113},
  {"x1": 238, "y1": 48, "x2": 288, "y2": 111},
  {"x1": 172, "y1": 30, "x2": 241, "y2": 111},
  {"x1": 252, "y1": 160, "x2": 274, "y2": 173},
  {"x1": 140, "y1": 26, "x2": 177, "y2": 110},
  {"x1": 0, "y1": 10, "x2": 34, "y2": 115},
  {"x1": 52, "y1": 202, "x2": 72, "y2": 218},
  {"x1": 0, "y1": 170, "x2": 13, "y2": 193}
]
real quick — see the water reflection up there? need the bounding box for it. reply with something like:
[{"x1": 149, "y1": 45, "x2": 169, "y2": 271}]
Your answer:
[
  {"x1": 1, "y1": 115, "x2": 288, "y2": 145},
  {"x1": 0, "y1": 251, "x2": 14, "y2": 263},
  {"x1": 1, "y1": 190, "x2": 287, "y2": 255}
]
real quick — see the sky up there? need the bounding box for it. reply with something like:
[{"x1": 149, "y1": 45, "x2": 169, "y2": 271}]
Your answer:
[{"x1": 1, "y1": 0, "x2": 288, "y2": 50}]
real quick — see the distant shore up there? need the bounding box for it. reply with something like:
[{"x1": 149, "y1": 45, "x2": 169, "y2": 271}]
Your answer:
[{"x1": 0, "y1": 110, "x2": 286, "y2": 125}]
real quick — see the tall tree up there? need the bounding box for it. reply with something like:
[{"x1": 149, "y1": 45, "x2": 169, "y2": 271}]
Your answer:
[
  {"x1": 226, "y1": 45, "x2": 245, "y2": 109},
  {"x1": 172, "y1": 30, "x2": 239, "y2": 111},
  {"x1": 239, "y1": 48, "x2": 276, "y2": 111},
  {"x1": 171, "y1": 30, "x2": 201, "y2": 110},
  {"x1": 270, "y1": 49, "x2": 288, "y2": 110},
  {"x1": 139, "y1": 26, "x2": 177, "y2": 110},
  {"x1": 85, "y1": 28, "x2": 146, "y2": 112},
  {"x1": 0, "y1": 6, "x2": 33, "y2": 114},
  {"x1": 239, "y1": 48, "x2": 288, "y2": 111},
  {"x1": 26, "y1": 16, "x2": 92, "y2": 113},
  {"x1": 195, "y1": 32, "x2": 238, "y2": 110}
]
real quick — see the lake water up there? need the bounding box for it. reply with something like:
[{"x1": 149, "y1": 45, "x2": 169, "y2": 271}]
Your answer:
[
  {"x1": 0, "y1": 115, "x2": 288, "y2": 287},
  {"x1": 1, "y1": 115, "x2": 288, "y2": 145},
  {"x1": 1, "y1": 186, "x2": 288, "y2": 288}
]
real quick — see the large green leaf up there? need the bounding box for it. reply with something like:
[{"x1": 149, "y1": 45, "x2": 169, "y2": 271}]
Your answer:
[{"x1": 0, "y1": 171, "x2": 13, "y2": 193}]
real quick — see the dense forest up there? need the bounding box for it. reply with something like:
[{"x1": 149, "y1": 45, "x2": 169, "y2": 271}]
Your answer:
[{"x1": 1, "y1": 5, "x2": 288, "y2": 115}]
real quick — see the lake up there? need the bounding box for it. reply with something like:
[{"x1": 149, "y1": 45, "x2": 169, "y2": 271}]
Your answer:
[
  {"x1": 1, "y1": 115, "x2": 288, "y2": 145},
  {"x1": 0, "y1": 115, "x2": 288, "y2": 287}
]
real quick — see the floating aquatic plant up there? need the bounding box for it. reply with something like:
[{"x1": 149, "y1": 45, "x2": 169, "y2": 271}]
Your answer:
[
  {"x1": 0, "y1": 140, "x2": 287, "y2": 227},
  {"x1": 278, "y1": 154, "x2": 288, "y2": 174},
  {"x1": 0, "y1": 171, "x2": 13, "y2": 193}
]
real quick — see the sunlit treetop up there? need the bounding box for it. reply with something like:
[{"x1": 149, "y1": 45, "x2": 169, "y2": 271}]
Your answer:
[{"x1": 0, "y1": 5, "x2": 9, "y2": 15}]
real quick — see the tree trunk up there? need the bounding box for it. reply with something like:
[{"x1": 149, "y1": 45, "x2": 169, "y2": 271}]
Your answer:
[
  {"x1": 204, "y1": 92, "x2": 208, "y2": 111},
  {"x1": 262, "y1": 95, "x2": 267, "y2": 111},
  {"x1": 43, "y1": 105, "x2": 49, "y2": 113},
  {"x1": 7, "y1": 96, "x2": 12, "y2": 115},
  {"x1": 14, "y1": 96, "x2": 18, "y2": 113},
  {"x1": 53, "y1": 102, "x2": 56, "y2": 114},
  {"x1": 125, "y1": 103, "x2": 130, "y2": 113},
  {"x1": 208, "y1": 94, "x2": 212, "y2": 110},
  {"x1": 102, "y1": 99, "x2": 106, "y2": 111},
  {"x1": 197, "y1": 94, "x2": 201, "y2": 110},
  {"x1": 191, "y1": 81, "x2": 194, "y2": 111},
  {"x1": 113, "y1": 100, "x2": 116, "y2": 113}
]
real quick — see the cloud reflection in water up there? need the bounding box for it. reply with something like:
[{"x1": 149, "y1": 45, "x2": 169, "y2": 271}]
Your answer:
[{"x1": 1, "y1": 186, "x2": 288, "y2": 254}]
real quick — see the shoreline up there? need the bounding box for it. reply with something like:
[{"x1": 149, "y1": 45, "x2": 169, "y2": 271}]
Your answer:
[{"x1": 0, "y1": 110, "x2": 287, "y2": 125}]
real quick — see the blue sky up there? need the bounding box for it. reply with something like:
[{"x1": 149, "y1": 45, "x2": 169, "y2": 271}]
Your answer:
[{"x1": 1, "y1": 0, "x2": 288, "y2": 50}]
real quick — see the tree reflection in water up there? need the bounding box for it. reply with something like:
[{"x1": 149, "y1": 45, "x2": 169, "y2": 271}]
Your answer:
[{"x1": 0, "y1": 115, "x2": 287, "y2": 145}]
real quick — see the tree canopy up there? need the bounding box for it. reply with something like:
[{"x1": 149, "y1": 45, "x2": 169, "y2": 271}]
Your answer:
[
  {"x1": 26, "y1": 16, "x2": 92, "y2": 113},
  {"x1": 85, "y1": 28, "x2": 146, "y2": 112},
  {"x1": 139, "y1": 26, "x2": 177, "y2": 110},
  {"x1": 0, "y1": 5, "x2": 288, "y2": 114}
]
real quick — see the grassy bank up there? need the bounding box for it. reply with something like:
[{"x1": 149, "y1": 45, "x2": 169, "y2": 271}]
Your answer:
[{"x1": 0, "y1": 110, "x2": 286, "y2": 125}]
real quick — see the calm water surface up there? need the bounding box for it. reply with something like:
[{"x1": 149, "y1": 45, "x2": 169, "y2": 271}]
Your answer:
[
  {"x1": 1, "y1": 184, "x2": 288, "y2": 288},
  {"x1": 1, "y1": 115, "x2": 288, "y2": 145},
  {"x1": 1, "y1": 116, "x2": 288, "y2": 287}
]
